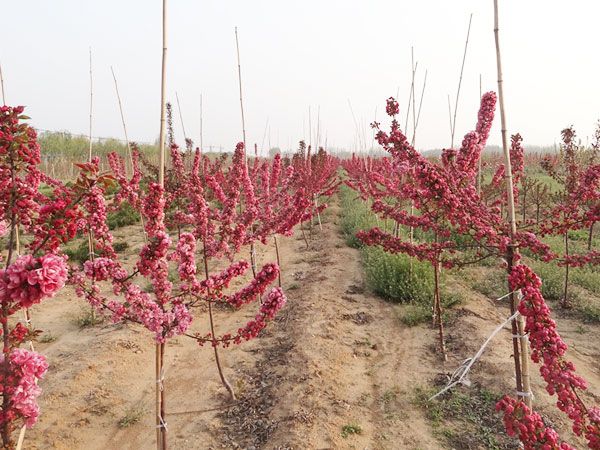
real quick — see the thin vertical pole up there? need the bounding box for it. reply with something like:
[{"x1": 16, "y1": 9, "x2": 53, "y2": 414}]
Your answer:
[
  {"x1": 493, "y1": 0, "x2": 531, "y2": 409},
  {"x1": 157, "y1": 0, "x2": 168, "y2": 448},
  {"x1": 175, "y1": 92, "x2": 187, "y2": 143},
  {"x1": 235, "y1": 27, "x2": 247, "y2": 162},
  {"x1": 199, "y1": 94, "x2": 203, "y2": 153},
  {"x1": 0, "y1": 61, "x2": 5, "y2": 105},
  {"x1": 88, "y1": 48, "x2": 93, "y2": 161},
  {"x1": 451, "y1": 14, "x2": 473, "y2": 149}
]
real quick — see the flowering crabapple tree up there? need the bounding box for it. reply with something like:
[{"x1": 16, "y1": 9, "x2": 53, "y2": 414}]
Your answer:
[
  {"x1": 349, "y1": 94, "x2": 600, "y2": 447},
  {"x1": 0, "y1": 106, "x2": 110, "y2": 448},
  {"x1": 539, "y1": 126, "x2": 600, "y2": 308},
  {"x1": 76, "y1": 142, "x2": 287, "y2": 412}
]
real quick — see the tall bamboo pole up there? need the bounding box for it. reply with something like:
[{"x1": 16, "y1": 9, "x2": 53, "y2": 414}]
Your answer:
[
  {"x1": 157, "y1": 0, "x2": 168, "y2": 447},
  {"x1": 111, "y1": 66, "x2": 147, "y2": 242},
  {"x1": 199, "y1": 94, "x2": 203, "y2": 154},
  {"x1": 477, "y1": 74, "x2": 483, "y2": 195},
  {"x1": 451, "y1": 14, "x2": 473, "y2": 149},
  {"x1": 493, "y1": 0, "x2": 532, "y2": 408},
  {"x1": 87, "y1": 48, "x2": 97, "y2": 323},
  {"x1": 175, "y1": 92, "x2": 187, "y2": 143},
  {"x1": 0, "y1": 61, "x2": 5, "y2": 105},
  {"x1": 235, "y1": 27, "x2": 247, "y2": 162}
]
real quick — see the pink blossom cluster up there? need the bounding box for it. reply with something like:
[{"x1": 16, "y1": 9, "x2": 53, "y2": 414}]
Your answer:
[
  {"x1": 0, "y1": 253, "x2": 68, "y2": 310},
  {"x1": 193, "y1": 286, "x2": 286, "y2": 348},
  {"x1": 0, "y1": 349, "x2": 48, "y2": 429}
]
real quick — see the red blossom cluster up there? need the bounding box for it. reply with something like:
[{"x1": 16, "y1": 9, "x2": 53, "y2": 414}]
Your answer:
[
  {"x1": 496, "y1": 396, "x2": 575, "y2": 450},
  {"x1": 508, "y1": 264, "x2": 600, "y2": 447}
]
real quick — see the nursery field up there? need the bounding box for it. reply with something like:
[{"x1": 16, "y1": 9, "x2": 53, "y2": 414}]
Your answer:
[
  {"x1": 2, "y1": 1, "x2": 600, "y2": 449},
  {"x1": 19, "y1": 196, "x2": 600, "y2": 450}
]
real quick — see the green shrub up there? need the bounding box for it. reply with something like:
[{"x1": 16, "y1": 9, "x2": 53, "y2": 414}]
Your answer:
[
  {"x1": 64, "y1": 241, "x2": 91, "y2": 264},
  {"x1": 530, "y1": 262, "x2": 563, "y2": 301},
  {"x1": 571, "y1": 267, "x2": 600, "y2": 295},
  {"x1": 363, "y1": 247, "x2": 433, "y2": 304},
  {"x1": 113, "y1": 241, "x2": 129, "y2": 253},
  {"x1": 399, "y1": 304, "x2": 431, "y2": 326},
  {"x1": 471, "y1": 269, "x2": 507, "y2": 300},
  {"x1": 107, "y1": 202, "x2": 139, "y2": 230},
  {"x1": 339, "y1": 186, "x2": 377, "y2": 248}
]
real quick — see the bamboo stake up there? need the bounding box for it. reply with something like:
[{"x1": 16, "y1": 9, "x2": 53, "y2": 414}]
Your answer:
[
  {"x1": 493, "y1": 0, "x2": 532, "y2": 409},
  {"x1": 450, "y1": 14, "x2": 473, "y2": 149},
  {"x1": 412, "y1": 69, "x2": 428, "y2": 146},
  {"x1": 447, "y1": 95, "x2": 453, "y2": 144},
  {"x1": 477, "y1": 73, "x2": 483, "y2": 195},
  {"x1": 111, "y1": 66, "x2": 148, "y2": 243},
  {"x1": 235, "y1": 27, "x2": 247, "y2": 163},
  {"x1": 199, "y1": 94, "x2": 203, "y2": 154},
  {"x1": 433, "y1": 254, "x2": 447, "y2": 361},
  {"x1": 0, "y1": 61, "x2": 5, "y2": 105},
  {"x1": 175, "y1": 91, "x2": 188, "y2": 143},
  {"x1": 404, "y1": 49, "x2": 417, "y2": 135},
  {"x1": 157, "y1": 0, "x2": 168, "y2": 447},
  {"x1": 411, "y1": 53, "x2": 417, "y2": 146},
  {"x1": 260, "y1": 117, "x2": 270, "y2": 155},
  {"x1": 88, "y1": 48, "x2": 93, "y2": 161},
  {"x1": 110, "y1": 67, "x2": 133, "y2": 164},
  {"x1": 87, "y1": 48, "x2": 97, "y2": 324}
]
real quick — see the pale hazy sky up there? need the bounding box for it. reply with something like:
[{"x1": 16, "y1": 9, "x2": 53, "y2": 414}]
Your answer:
[{"x1": 2, "y1": 1, "x2": 599, "y2": 153}]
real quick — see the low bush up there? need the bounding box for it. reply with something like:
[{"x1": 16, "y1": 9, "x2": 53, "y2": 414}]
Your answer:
[
  {"x1": 107, "y1": 201, "x2": 139, "y2": 230},
  {"x1": 363, "y1": 247, "x2": 433, "y2": 304}
]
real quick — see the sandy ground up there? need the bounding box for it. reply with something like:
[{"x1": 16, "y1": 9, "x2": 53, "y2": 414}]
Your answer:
[{"x1": 21, "y1": 199, "x2": 600, "y2": 450}]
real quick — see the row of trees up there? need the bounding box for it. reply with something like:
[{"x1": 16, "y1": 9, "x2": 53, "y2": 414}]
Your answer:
[{"x1": 0, "y1": 105, "x2": 339, "y2": 449}]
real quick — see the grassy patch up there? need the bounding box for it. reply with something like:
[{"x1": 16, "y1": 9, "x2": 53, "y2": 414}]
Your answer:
[
  {"x1": 113, "y1": 241, "x2": 129, "y2": 253},
  {"x1": 77, "y1": 308, "x2": 103, "y2": 328},
  {"x1": 414, "y1": 385, "x2": 516, "y2": 449},
  {"x1": 107, "y1": 201, "x2": 139, "y2": 230},
  {"x1": 339, "y1": 185, "x2": 377, "y2": 248},
  {"x1": 64, "y1": 241, "x2": 91, "y2": 264},
  {"x1": 118, "y1": 404, "x2": 146, "y2": 428},
  {"x1": 341, "y1": 423, "x2": 362, "y2": 438}
]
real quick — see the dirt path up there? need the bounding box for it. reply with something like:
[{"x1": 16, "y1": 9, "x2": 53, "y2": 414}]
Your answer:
[{"x1": 22, "y1": 197, "x2": 600, "y2": 449}]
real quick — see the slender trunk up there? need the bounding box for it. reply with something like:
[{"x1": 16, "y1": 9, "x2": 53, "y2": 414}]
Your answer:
[
  {"x1": 563, "y1": 231, "x2": 570, "y2": 308},
  {"x1": 432, "y1": 238, "x2": 447, "y2": 361},
  {"x1": 521, "y1": 187, "x2": 527, "y2": 222},
  {"x1": 588, "y1": 222, "x2": 594, "y2": 251},
  {"x1": 203, "y1": 241, "x2": 235, "y2": 400},
  {"x1": 315, "y1": 195, "x2": 323, "y2": 231},
  {"x1": 250, "y1": 244, "x2": 257, "y2": 278},
  {"x1": 300, "y1": 222, "x2": 309, "y2": 249},
  {"x1": 274, "y1": 236, "x2": 282, "y2": 288},
  {"x1": 2, "y1": 313, "x2": 12, "y2": 448},
  {"x1": 506, "y1": 247, "x2": 524, "y2": 397}
]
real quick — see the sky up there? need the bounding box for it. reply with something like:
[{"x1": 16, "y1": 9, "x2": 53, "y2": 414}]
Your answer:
[{"x1": 2, "y1": 1, "x2": 600, "y2": 154}]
